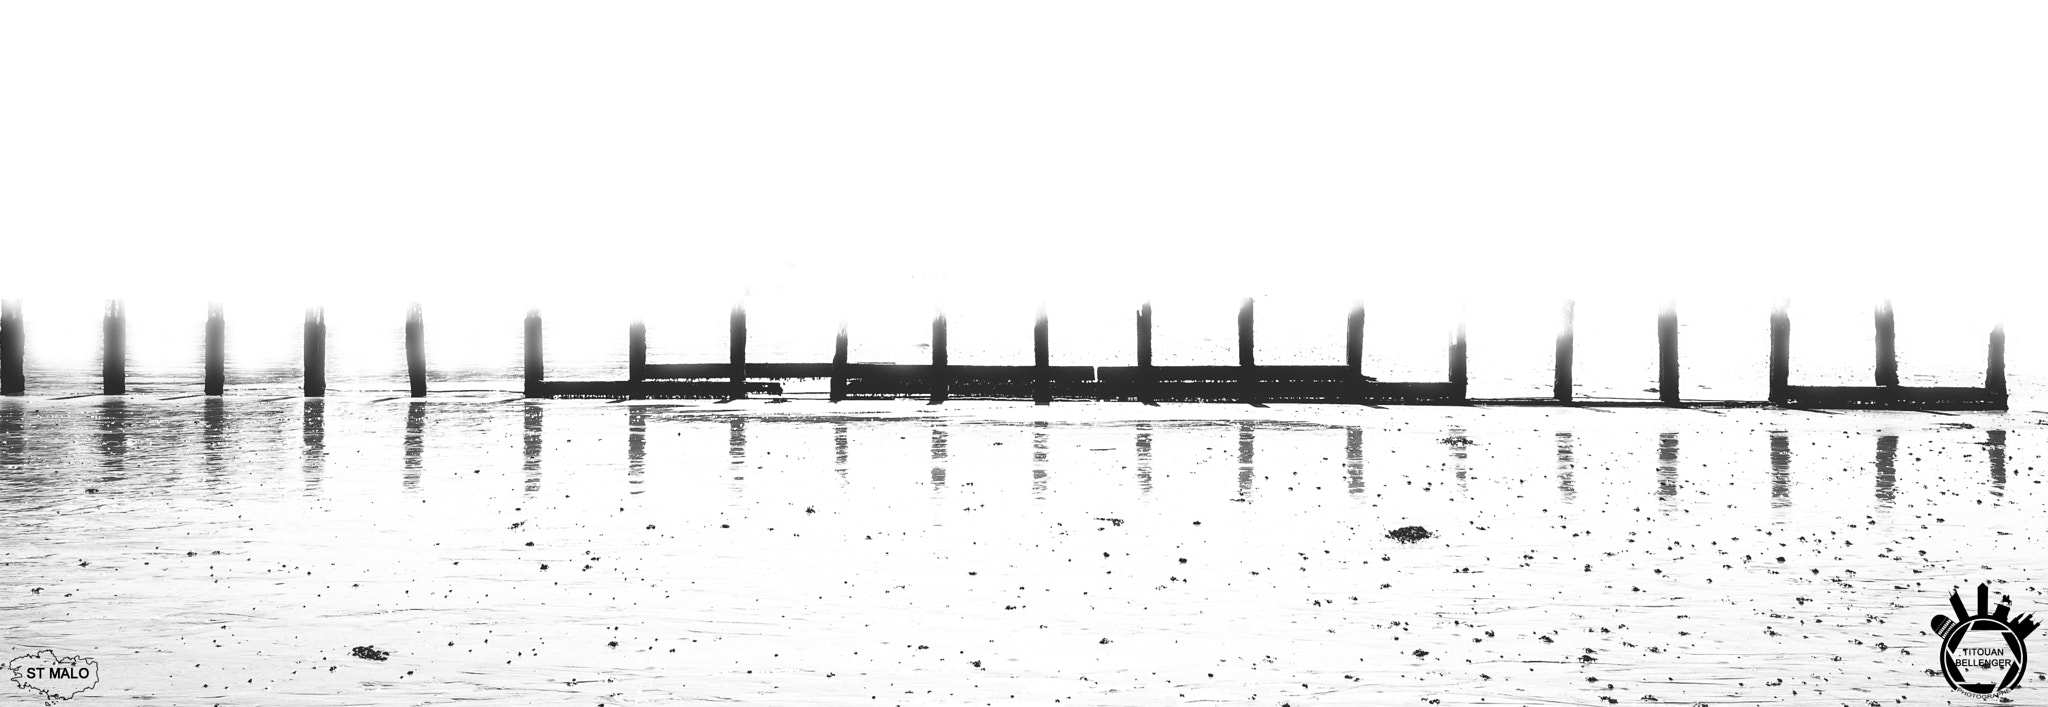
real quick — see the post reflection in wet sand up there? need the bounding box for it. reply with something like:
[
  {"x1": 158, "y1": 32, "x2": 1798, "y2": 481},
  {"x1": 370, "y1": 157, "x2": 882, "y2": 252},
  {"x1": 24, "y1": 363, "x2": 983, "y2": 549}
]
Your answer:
[
  {"x1": 522, "y1": 403, "x2": 542, "y2": 494},
  {"x1": 1134, "y1": 423, "x2": 1152, "y2": 493},
  {"x1": 833, "y1": 423, "x2": 849, "y2": 483},
  {"x1": 403, "y1": 402, "x2": 425, "y2": 490},
  {"x1": 97, "y1": 399, "x2": 128, "y2": 474},
  {"x1": 0, "y1": 404, "x2": 21, "y2": 472},
  {"x1": 302, "y1": 399, "x2": 325, "y2": 494},
  {"x1": 1555, "y1": 431, "x2": 1575, "y2": 502},
  {"x1": 202, "y1": 397, "x2": 227, "y2": 485},
  {"x1": 1344, "y1": 426, "x2": 1363, "y2": 495},
  {"x1": 930, "y1": 423, "x2": 947, "y2": 487},
  {"x1": 1236, "y1": 422, "x2": 1254, "y2": 497},
  {"x1": 1875, "y1": 435, "x2": 1898, "y2": 507},
  {"x1": 1442, "y1": 426, "x2": 1469, "y2": 490},
  {"x1": 1768, "y1": 430, "x2": 1790, "y2": 508},
  {"x1": 1655, "y1": 432, "x2": 1678, "y2": 503},
  {"x1": 1031, "y1": 421, "x2": 1049, "y2": 497},
  {"x1": 728, "y1": 418, "x2": 747, "y2": 489},
  {"x1": 626, "y1": 407, "x2": 645, "y2": 493},
  {"x1": 1987, "y1": 430, "x2": 2007, "y2": 497}
]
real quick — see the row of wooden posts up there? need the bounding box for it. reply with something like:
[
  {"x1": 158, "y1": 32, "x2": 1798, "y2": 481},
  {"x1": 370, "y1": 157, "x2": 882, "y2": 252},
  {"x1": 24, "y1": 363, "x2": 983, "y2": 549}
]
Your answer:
[{"x1": 0, "y1": 298, "x2": 2009, "y2": 409}]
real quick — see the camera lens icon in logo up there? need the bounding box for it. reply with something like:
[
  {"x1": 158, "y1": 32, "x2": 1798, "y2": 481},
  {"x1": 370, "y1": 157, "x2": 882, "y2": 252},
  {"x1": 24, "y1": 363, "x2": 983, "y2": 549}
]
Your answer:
[{"x1": 1931, "y1": 583, "x2": 2038, "y2": 697}]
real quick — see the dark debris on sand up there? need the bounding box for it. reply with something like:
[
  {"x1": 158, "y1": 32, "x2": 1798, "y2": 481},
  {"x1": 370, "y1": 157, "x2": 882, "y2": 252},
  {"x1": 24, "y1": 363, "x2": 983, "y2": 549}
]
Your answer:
[
  {"x1": 351, "y1": 645, "x2": 390, "y2": 661},
  {"x1": 1387, "y1": 526, "x2": 1433, "y2": 544}
]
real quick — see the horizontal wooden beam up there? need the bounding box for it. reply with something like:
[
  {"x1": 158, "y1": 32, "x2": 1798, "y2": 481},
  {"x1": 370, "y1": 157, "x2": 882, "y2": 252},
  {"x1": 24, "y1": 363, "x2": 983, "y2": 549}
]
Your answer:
[
  {"x1": 1780, "y1": 385, "x2": 2007, "y2": 410},
  {"x1": 1097, "y1": 365, "x2": 1367, "y2": 383}
]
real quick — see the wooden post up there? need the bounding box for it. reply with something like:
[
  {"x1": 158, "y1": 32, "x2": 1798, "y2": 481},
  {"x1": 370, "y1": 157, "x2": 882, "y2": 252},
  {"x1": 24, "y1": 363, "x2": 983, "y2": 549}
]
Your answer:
[
  {"x1": 405, "y1": 303, "x2": 426, "y2": 398},
  {"x1": 304, "y1": 307, "x2": 325, "y2": 398},
  {"x1": 204, "y1": 303, "x2": 225, "y2": 396},
  {"x1": 0, "y1": 299, "x2": 22, "y2": 396},
  {"x1": 729, "y1": 301, "x2": 748, "y2": 399},
  {"x1": 1136, "y1": 302, "x2": 1153, "y2": 404},
  {"x1": 1345, "y1": 300, "x2": 1364, "y2": 374},
  {"x1": 929, "y1": 310, "x2": 948, "y2": 403},
  {"x1": 1657, "y1": 300, "x2": 1678, "y2": 405},
  {"x1": 1448, "y1": 305, "x2": 1468, "y2": 397},
  {"x1": 1768, "y1": 300, "x2": 1790, "y2": 405},
  {"x1": 1237, "y1": 297, "x2": 1255, "y2": 368},
  {"x1": 1033, "y1": 302, "x2": 1051, "y2": 405},
  {"x1": 628, "y1": 320, "x2": 646, "y2": 381},
  {"x1": 1988, "y1": 322, "x2": 2007, "y2": 395},
  {"x1": 103, "y1": 300, "x2": 126, "y2": 396},
  {"x1": 1554, "y1": 299, "x2": 1574, "y2": 402},
  {"x1": 1874, "y1": 299, "x2": 1898, "y2": 387},
  {"x1": 830, "y1": 321, "x2": 848, "y2": 402},
  {"x1": 523, "y1": 310, "x2": 543, "y2": 398}
]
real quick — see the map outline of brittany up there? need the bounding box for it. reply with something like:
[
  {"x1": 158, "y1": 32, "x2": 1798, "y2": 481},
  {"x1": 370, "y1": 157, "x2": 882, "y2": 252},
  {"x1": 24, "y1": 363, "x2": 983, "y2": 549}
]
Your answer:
[{"x1": 5, "y1": 650, "x2": 100, "y2": 703}]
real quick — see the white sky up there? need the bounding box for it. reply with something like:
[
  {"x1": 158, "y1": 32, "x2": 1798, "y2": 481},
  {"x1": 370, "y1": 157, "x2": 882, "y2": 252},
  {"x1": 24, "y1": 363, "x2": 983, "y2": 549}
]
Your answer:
[{"x1": 0, "y1": 3, "x2": 2041, "y2": 383}]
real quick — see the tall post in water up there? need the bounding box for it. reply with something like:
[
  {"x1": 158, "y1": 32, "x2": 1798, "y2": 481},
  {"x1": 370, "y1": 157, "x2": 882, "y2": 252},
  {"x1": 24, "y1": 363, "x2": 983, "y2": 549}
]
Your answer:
[
  {"x1": 1554, "y1": 299, "x2": 1575, "y2": 402},
  {"x1": 1988, "y1": 322, "x2": 2007, "y2": 396},
  {"x1": 929, "y1": 309, "x2": 949, "y2": 404},
  {"x1": 304, "y1": 307, "x2": 325, "y2": 398},
  {"x1": 1448, "y1": 304, "x2": 1468, "y2": 399},
  {"x1": 204, "y1": 303, "x2": 225, "y2": 396},
  {"x1": 523, "y1": 310, "x2": 544, "y2": 398},
  {"x1": 729, "y1": 301, "x2": 748, "y2": 399},
  {"x1": 1033, "y1": 302, "x2": 1051, "y2": 405},
  {"x1": 1135, "y1": 302, "x2": 1154, "y2": 404},
  {"x1": 405, "y1": 303, "x2": 427, "y2": 398},
  {"x1": 628, "y1": 320, "x2": 646, "y2": 382},
  {"x1": 1345, "y1": 300, "x2": 1364, "y2": 374},
  {"x1": 103, "y1": 300, "x2": 126, "y2": 395},
  {"x1": 1657, "y1": 300, "x2": 1679, "y2": 405},
  {"x1": 1874, "y1": 299, "x2": 1898, "y2": 387},
  {"x1": 830, "y1": 321, "x2": 848, "y2": 402},
  {"x1": 1768, "y1": 300, "x2": 1791, "y2": 405},
  {"x1": 0, "y1": 300, "x2": 23, "y2": 396}
]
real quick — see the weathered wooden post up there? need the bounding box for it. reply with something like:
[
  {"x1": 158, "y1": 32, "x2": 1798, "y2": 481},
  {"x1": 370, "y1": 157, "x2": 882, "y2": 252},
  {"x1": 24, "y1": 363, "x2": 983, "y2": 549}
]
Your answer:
[
  {"x1": 627, "y1": 320, "x2": 646, "y2": 400},
  {"x1": 1135, "y1": 302, "x2": 1154, "y2": 403},
  {"x1": 1874, "y1": 299, "x2": 1898, "y2": 387},
  {"x1": 523, "y1": 310, "x2": 544, "y2": 398},
  {"x1": 930, "y1": 310, "x2": 949, "y2": 404},
  {"x1": 304, "y1": 307, "x2": 325, "y2": 398},
  {"x1": 103, "y1": 300, "x2": 126, "y2": 395},
  {"x1": 1988, "y1": 322, "x2": 2007, "y2": 396},
  {"x1": 1657, "y1": 300, "x2": 1679, "y2": 405},
  {"x1": 729, "y1": 301, "x2": 748, "y2": 399},
  {"x1": 1345, "y1": 300, "x2": 1364, "y2": 374},
  {"x1": 1554, "y1": 299, "x2": 1574, "y2": 402},
  {"x1": 1448, "y1": 305, "x2": 1468, "y2": 399},
  {"x1": 830, "y1": 321, "x2": 848, "y2": 402},
  {"x1": 204, "y1": 303, "x2": 225, "y2": 396},
  {"x1": 1768, "y1": 300, "x2": 1791, "y2": 405},
  {"x1": 405, "y1": 303, "x2": 426, "y2": 398},
  {"x1": 0, "y1": 299, "x2": 22, "y2": 396},
  {"x1": 1237, "y1": 297, "x2": 1255, "y2": 368},
  {"x1": 1033, "y1": 302, "x2": 1051, "y2": 405}
]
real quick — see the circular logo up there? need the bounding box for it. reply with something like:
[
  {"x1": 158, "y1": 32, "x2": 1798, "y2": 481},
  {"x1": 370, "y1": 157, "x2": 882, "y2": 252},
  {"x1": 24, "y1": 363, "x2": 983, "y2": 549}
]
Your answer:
[{"x1": 1941, "y1": 617, "x2": 2028, "y2": 696}]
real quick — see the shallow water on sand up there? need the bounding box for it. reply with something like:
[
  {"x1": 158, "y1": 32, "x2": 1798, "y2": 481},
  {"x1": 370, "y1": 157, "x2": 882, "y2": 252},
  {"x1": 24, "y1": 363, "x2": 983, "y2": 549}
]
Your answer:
[{"x1": 3, "y1": 398, "x2": 2045, "y2": 704}]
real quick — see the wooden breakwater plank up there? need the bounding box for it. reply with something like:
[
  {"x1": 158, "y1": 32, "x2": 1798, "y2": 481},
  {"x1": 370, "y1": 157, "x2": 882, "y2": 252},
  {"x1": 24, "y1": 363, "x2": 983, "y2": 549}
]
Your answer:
[
  {"x1": 1555, "y1": 300, "x2": 1574, "y2": 403},
  {"x1": 1657, "y1": 300, "x2": 1678, "y2": 405},
  {"x1": 1780, "y1": 385, "x2": 2005, "y2": 411},
  {"x1": 1034, "y1": 303, "x2": 1051, "y2": 406},
  {"x1": 1875, "y1": 300, "x2": 1898, "y2": 387},
  {"x1": 103, "y1": 300, "x2": 126, "y2": 395},
  {"x1": 730, "y1": 302, "x2": 747, "y2": 399},
  {"x1": 524, "y1": 310, "x2": 544, "y2": 398},
  {"x1": 406, "y1": 303, "x2": 427, "y2": 398},
  {"x1": 1448, "y1": 305, "x2": 1468, "y2": 398},
  {"x1": 1135, "y1": 302, "x2": 1154, "y2": 404},
  {"x1": 830, "y1": 321, "x2": 849, "y2": 402},
  {"x1": 1098, "y1": 365, "x2": 1359, "y2": 383},
  {"x1": 535, "y1": 380, "x2": 782, "y2": 399},
  {"x1": 930, "y1": 310, "x2": 948, "y2": 404},
  {"x1": 205, "y1": 303, "x2": 225, "y2": 396},
  {"x1": 304, "y1": 307, "x2": 326, "y2": 398},
  {"x1": 1768, "y1": 300, "x2": 1790, "y2": 405},
  {"x1": 1989, "y1": 323, "x2": 2007, "y2": 394}
]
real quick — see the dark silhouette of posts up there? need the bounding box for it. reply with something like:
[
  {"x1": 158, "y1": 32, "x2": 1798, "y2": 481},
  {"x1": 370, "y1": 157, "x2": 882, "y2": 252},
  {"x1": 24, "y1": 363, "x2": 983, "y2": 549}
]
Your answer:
[
  {"x1": 628, "y1": 320, "x2": 646, "y2": 381},
  {"x1": 930, "y1": 310, "x2": 949, "y2": 404},
  {"x1": 1988, "y1": 323, "x2": 2007, "y2": 395},
  {"x1": 1554, "y1": 300, "x2": 1575, "y2": 402},
  {"x1": 1135, "y1": 303, "x2": 1154, "y2": 404},
  {"x1": 405, "y1": 303, "x2": 426, "y2": 398},
  {"x1": 729, "y1": 302, "x2": 747, "y2": 399},
  {"x1": 304, "y1": 307, "x2": 325, "y2": 398},
  {"x1": 204, "y1": 303, "x2": 225, "y2": 396},
  {"x1": 1657, "y1": 301, "x2": 1678, "y2": 405},
  {"x1": 1448, "y1": 307, "x2": 1468, "y2": 397},
  {"x1": 0, "y1": 300, "x2": 22, "y2": 396},
  {"x1": 1874, "y1": 300, "x2": 1898, "y2": 387},
  {"x1": 103, "y1": 300, "x2": 126, "y2": 395},
  {"x1": 1238, "y1": 298, "x2": 1255, "y2": 367},
  {"x1": 1768, "y1": 300, "x2": 1790, "y2": 405},
  {"x1": 524, "y1": 310, "x2": 543, "y2": 398},
  {"x1": 1033, "y1": 303, "x2": 1051, "y2": 405},
  {"x1": 1345, "y1": 300, "x2": 1365, "y2": 372},
  {"x1": 830, "y1": 321, "x2": 848, "y2": 402}
]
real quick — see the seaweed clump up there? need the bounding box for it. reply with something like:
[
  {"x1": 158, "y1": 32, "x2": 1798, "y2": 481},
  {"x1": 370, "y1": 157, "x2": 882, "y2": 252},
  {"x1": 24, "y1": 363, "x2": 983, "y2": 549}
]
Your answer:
[
  {"x1": 1386, "y1": 526, "x2": 1433, "y2": 544},
  {"x1": 351, "y1": 646, "x2": 390, "y2": 661}
]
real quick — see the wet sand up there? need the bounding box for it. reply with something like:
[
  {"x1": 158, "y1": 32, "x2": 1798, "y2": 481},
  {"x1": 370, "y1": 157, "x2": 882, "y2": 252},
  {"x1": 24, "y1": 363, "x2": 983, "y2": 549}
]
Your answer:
[{"x1": 1, "y1": 396, "x2": 2043, "y2": 704}]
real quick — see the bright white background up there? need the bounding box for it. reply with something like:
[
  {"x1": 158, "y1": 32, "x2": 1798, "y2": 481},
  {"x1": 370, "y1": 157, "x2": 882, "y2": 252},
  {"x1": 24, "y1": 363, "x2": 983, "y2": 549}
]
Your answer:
[{"x1": 1, "y1": 2, "x2": 2042, "y2": 393}]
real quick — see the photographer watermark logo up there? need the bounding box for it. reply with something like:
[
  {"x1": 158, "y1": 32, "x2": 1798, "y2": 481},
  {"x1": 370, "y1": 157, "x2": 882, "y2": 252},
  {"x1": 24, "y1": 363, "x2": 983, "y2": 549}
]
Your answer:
[
  {"x1": 4, "y1": 651, "x2": 98, "y2": 703},
  {"x1": 1930, "y1": 583, "x2": 2039, "y2": 698}
]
